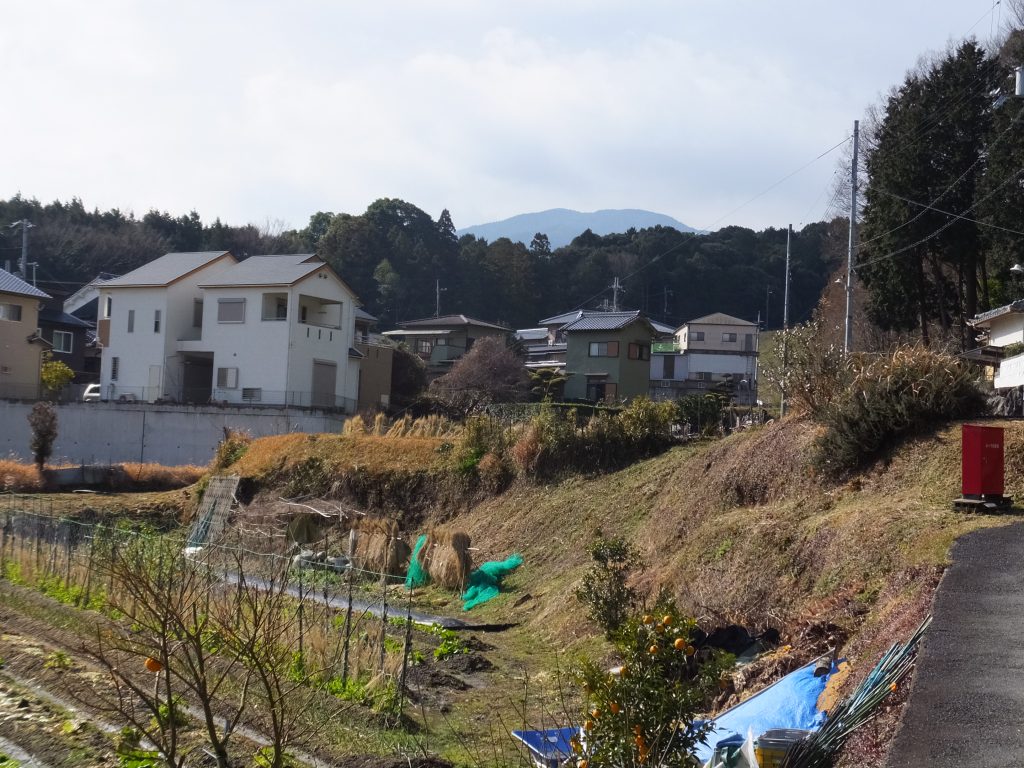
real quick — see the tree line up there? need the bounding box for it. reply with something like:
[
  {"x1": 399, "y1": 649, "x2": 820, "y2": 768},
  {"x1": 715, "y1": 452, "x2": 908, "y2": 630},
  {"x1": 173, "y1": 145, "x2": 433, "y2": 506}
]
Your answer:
[
  {"x1": 0, "y1": 193, "x2": 842, "y2": 331},
  {"x1": 858, "y1": 27, "x2": 1024, "y2": 349}
]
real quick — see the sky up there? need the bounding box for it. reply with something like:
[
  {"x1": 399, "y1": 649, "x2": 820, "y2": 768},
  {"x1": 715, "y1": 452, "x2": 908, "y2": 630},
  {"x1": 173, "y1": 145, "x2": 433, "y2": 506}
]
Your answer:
[{"x1": 0, "y1": 1, "x2": 1011, "y2": 234}]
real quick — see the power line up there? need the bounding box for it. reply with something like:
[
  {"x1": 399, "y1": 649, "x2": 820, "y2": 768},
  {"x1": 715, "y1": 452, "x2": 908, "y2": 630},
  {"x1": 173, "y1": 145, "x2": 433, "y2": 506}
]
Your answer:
[
  {"x1": 857, "y1": 161, "x2": 1024, "y2": 270},
  {"x1": 869, "y1": 185, "x2": 1024, "y2": 237}
]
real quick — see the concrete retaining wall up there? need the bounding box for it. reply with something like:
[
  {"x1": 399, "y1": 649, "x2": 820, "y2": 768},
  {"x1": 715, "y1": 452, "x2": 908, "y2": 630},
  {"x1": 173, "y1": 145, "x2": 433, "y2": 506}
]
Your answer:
[{"x1": 0, "y1": 402, "x2": 346, "y2": 466}]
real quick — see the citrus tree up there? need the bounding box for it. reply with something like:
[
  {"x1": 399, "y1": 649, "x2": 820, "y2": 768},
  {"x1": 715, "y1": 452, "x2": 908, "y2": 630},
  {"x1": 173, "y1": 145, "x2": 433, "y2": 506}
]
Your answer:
[
  {"x1": 574, "y1": 602, "x2": 733, "y2": 768},
  {"x1": 40, "y1": 358, "x2": 75, "y2": 399}
]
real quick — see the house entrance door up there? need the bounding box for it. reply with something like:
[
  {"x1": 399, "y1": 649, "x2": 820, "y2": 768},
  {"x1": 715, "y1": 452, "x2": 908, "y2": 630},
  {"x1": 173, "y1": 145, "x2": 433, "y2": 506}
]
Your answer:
[
  {"x1": 146, "y1": 365, "x2": 162, "y2": 402},
  {"x1": 311, "y1": 360, "x2": 337, "y2": 409}
]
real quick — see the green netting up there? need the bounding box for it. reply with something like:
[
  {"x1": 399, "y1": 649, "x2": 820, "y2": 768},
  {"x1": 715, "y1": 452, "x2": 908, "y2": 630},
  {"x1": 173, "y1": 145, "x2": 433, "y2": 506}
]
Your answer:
[
  {"x1": 461, "y1": 554, "x2": 524, "y2": 611},
  {"x1": 405, "y1": 534, "x2": 430, "y2": 589}
]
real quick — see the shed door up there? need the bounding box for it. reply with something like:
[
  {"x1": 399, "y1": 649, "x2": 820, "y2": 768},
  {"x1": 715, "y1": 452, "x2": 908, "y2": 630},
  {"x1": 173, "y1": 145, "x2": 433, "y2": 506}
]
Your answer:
[{"x1": 312, "y1": 360, "x2": 337, "y2": 408}]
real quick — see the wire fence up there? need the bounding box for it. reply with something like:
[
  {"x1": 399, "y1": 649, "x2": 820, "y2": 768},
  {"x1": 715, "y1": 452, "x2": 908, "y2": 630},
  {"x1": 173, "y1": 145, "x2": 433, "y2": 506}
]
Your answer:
[{"x1": 0, "y1": 498, "x2": 431, "y2": 721}]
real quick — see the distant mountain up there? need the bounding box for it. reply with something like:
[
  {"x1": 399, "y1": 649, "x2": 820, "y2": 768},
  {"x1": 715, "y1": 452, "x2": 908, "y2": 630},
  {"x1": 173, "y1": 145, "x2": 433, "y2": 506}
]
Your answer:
[{"x1": 457, "y1": 208, "x2": 695, "y2": 249}]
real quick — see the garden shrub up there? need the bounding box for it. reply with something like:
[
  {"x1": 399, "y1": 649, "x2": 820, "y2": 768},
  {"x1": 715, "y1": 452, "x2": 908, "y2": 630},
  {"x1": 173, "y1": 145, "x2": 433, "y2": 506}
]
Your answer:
[
  {"x1": 814, "y1": 345, "x2": 985, "y2": 477},
  {"x1": 210, "y1": 428, "x2": 251, "y2": 472}
]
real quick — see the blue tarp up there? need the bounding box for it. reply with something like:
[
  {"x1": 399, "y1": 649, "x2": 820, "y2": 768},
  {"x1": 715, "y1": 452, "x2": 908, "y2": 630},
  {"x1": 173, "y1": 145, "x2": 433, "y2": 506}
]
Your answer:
[
  {"x1": 692, "y1": 659, "x2": 838, "y2": 764},
  {"x1": 512, "y1": 726, "x2": 579, "y2": 768}
]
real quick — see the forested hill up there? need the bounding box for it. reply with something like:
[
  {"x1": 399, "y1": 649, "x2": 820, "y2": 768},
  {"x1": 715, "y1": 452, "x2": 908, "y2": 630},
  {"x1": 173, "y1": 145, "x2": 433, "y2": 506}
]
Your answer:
[{"x1": 0, "y1": 195, "x2": 843, "y2": 331}]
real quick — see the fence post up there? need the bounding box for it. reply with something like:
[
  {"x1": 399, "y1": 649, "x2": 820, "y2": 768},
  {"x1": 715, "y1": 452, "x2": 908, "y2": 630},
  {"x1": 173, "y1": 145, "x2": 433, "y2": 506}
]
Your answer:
[
  {"x1": 83, "y1": 524, "x2": 96, "y2": 607},
  {"x1": 341, "y1": 526, "x2": 356, "y2": 684},
  {"x1": 397, "y1": 584, "x2": 414, "y2": 722},
  {"x1": 297, "y1": 564, "x2": 305, "y2": 665},
  {"x1": 378, "y1": 550, "x2": 389, "y2": 676}
]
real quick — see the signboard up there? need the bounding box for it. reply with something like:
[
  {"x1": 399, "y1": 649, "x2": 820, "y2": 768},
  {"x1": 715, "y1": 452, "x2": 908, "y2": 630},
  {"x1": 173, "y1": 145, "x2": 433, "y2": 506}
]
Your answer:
[{"x1": 995, "y1": 352, "x2": 1024, "y2": 389}]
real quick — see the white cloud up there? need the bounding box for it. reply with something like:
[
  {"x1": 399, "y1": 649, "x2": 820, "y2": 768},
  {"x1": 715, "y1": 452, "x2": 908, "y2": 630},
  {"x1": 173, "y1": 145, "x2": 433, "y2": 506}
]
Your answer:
[{"x1": 0, "y1": 0, "x2": 999, "y2": 232}]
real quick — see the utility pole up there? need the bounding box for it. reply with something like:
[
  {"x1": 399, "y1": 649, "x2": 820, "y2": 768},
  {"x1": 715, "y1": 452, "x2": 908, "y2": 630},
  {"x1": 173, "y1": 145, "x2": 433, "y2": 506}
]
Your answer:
[
  {"x1": 845, "y1": 120, "x2": 859, "y2": 355},
  {"x1": 611, "y1": 277, "x2": 623, "y2": 311},
  {"x1": 8, "y1": 219, "x2": 34, "y2": 279},
  {"x1": 662, "y1": 286, "x2": 673, "y2": 317},
  {"x1": 434, "y1": 279, "x2": 446, "y2": 318},
  {"x1": 781, "y1": 225, "x2": 791, "y2": 417}
]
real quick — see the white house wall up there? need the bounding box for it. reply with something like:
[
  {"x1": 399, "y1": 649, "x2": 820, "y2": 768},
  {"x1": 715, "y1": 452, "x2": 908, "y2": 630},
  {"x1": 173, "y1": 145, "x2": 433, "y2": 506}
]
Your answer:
[
  {"x1": 201, "y1": 286, "x2": 291, "y2": 403},
  {"x1": 989, "y1": 315, "x2": 1024, "y2": 347},
  {"x1": 99, "y1": 287, "x2": 169, "y2": 401},
  {"x1": 685, "y1": 351, "x2": 756, "y2": 381},
  {"x1": 650, "y1": 354, "x2": 688, "y2": 380},
  {"x1": 285, "y1": 271, "x2": 357, "y2": 406}
]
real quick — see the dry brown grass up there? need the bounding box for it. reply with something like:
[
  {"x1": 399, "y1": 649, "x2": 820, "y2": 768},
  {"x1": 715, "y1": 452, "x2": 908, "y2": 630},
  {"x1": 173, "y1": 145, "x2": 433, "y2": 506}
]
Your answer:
[
  {"x1": 418, "y1": 528, "x2": 472, "y2": 592},
  {"x1": 120, "y1": 462, "x2": 205, "y2": 490},
  {"x1": 353, "y1": 517, "x2": 411, "y2": 576},
  {"x1": 0, "y1": 459, "x2": 44, "y2": 492},
  {"x1": 228, "y1": 433, "x2": 447, "y2": 481}
]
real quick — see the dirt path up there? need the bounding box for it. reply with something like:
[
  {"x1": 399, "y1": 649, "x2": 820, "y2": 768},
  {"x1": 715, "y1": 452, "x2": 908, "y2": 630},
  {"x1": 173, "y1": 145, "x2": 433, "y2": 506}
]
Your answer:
[{"x1": 886, "y1": 521, "x2": 1024, "y2": 766}]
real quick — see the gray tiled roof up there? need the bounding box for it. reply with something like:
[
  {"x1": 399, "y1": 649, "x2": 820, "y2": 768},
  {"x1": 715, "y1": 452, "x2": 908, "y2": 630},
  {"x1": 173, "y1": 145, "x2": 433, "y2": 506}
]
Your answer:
[
  {"x1": 969, "y1": 300, "x2": 1024, "y2": 326},
  {"x1": 199, "y1": 254, "x2": 327, "y2": 287},
  {"x1": 539, "y1": 310, "x2": 584, "y2": 326},
  {"x1": 355, "y1": 307, "x2": 378, "y2": 322},
  {"x1": 561, "y1": 310, "x2": 652, "y2": 332},
  {"x1": 399, "y1": 314, "x2": 510, "y2": 331},
  {"x1": 0, "y1": 268, "x2": 50, "y2": 299},
  {"x1": 102, "y1": 252, "x2": 233, "y2": 287}
]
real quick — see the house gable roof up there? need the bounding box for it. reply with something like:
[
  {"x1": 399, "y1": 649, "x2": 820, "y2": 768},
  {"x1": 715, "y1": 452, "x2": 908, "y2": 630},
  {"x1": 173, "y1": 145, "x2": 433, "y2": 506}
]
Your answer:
[
  {"x1": 102, "y1": 251, "x2": 235, "y2": 288},
  {"x1": 683, "y1": 312, "x2": 755, "y2": 327},
  {"x1": 39, "y1": 306, "x2": 93, "y2": 329},
  {"x1": 561, "y1": 310, "x2": 654, "y2": 333},
  {"x1": 968, "y1": 300, "x2": 1024, "y2": 327},
  {"x1": 539, "y1": 310, "x2": 585, "y2": 326},
  {"x1": 199, "y1": 254, "x2": 361, "y2": 302},
  {"x1": 399, "y1": 314, "x2": 510, "y2": 331},
  {"x1": 0, "y1": 268, "x2": 50, "y2": 299}
]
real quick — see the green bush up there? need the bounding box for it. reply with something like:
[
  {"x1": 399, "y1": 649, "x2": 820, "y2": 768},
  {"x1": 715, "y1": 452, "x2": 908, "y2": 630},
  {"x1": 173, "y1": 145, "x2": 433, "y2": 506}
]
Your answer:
[
  {"x1": 210, "y1": 428, "x2": 251, "y2": 472},
  {"x1": 575, "y1": 534, "x2": 643, "y2": 639},
  {"x1": 814, "y1": 346, "x2": 985, "y2": 476}
]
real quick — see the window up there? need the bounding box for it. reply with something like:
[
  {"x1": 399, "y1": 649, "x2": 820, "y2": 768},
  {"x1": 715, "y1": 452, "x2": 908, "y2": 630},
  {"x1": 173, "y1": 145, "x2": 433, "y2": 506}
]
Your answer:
[
  {"x1": 217, "y1": 298, "x2": 245, "y2": 323},
  {"x1": 417, "y1": 339, "x2": 433, "y2": 355},
  {"x1": 628, "y1": 343, "x2": 650, "y2": 361},
  {"x1": 111, "y1": 357, "x2": 120, "y2": 381},
  {"x1": 588, "y1": 341, "x2": 620, "y2": 357},
  {"x1": 193, "y1": 300, "x2": 204, "y2": 328},
  {"x1": 694, "y1": 371, "x2": 712, "y2": 381},
  {"x1": 127, "y1": 309, "x2": 135, "y2": 333},
  {"x1": 0, "y1": 303, "x2": 22, "y2": 322},
  {"x1": 261, "y1": 293, "x2": 288, "y2": 321},
  {"x1": 52, "y1": 330, "x2": 73, "y2": 353},
  {"x1": 242, "y1": 387, "x2": 262, "y2": 402},
  {"x1": 586, "y1": 377, "x2": 618, "y2": 402},
  {"x1": 690, "y1": 331, "x2": 705, "y2": 341},
  {"x1": 722, "y1": 332, "x2": 737, "y2": 342},
  {"x1": 154, "y1": 309, "x2": 162, "y2": 333},
  {"x1": 104, "y1": 296, "x2": 112, "y2": 319},
  {"x1": 216, "y1": 367, "x2": 239, "y2": 389}
]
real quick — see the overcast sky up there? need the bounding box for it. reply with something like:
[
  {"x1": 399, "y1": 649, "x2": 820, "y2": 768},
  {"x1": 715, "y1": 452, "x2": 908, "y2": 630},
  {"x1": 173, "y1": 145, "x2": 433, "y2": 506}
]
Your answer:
[{"x1": 0, "y1": 1, "x2": 1009, "y2": 234}]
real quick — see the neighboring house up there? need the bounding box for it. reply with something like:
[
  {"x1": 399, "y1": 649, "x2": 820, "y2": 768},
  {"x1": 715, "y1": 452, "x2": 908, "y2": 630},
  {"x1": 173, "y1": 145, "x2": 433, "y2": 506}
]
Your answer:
[
  {"x1": 382, "y1": 314, "x2": 511, "y2": 379},
  {"x1": 354, "y1": 308, "x2": 394, "y2": 412},
  {"x1": 651, "y1": 312, "x2": 759, "y2": 405},
  {"x1": 966, "y1": 301, "x2": 1024, "y2": 388},
  {"x1": 99, "y1": 251, "x2": 361, "y2": 411},
  {"x1": 38, "y1": 293, "x2": 94, "y2": 384},
  {"x1": 0, "y1": 268, "x2": 50, "y2": 400},
  {"x1": 63, "y1": 273, "x2": 119, "y2": 382},
  {"x1": 562, "y1": 310, "x2": 655, "y2": 403}
]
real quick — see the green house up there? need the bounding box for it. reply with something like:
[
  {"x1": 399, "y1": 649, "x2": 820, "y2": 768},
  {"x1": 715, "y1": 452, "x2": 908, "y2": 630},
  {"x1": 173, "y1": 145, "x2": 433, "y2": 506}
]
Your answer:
[{"x1": 562, "y1": 311, "x2": 655, "y2": 402}]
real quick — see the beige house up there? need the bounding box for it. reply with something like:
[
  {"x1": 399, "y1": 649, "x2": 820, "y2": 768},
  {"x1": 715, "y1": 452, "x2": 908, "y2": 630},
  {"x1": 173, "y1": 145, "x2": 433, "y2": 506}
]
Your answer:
[
  {"x1": 354, "y1": 308, "x2": 394, "y2": 412},
  {"x1": 0, "y1": 268, "x2": 51, "y2": 399}
]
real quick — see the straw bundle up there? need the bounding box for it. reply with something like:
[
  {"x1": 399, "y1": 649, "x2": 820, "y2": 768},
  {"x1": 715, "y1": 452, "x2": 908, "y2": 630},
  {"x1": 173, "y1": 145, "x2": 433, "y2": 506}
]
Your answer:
[
  {"x1": 353, "y1": 517, "x2": 410, "y2": 576},
  {"x1": 419, "y1": 528, "x2": 472, "y2": 592}
]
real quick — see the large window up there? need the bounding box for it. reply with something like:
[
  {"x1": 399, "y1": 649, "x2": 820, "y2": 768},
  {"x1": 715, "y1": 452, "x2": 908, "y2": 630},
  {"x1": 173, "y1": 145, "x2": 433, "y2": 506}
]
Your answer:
[
  {"x1": 261, "y1": 293, "x2": 288, "y2": 321},
  {"x1": 0, "y1": 303, "x2": 22, "y2": 322},
  {"x1": 690, "y1": 331, "x2": 705, "y2": 341},
  {"x1": 217, "y1": 298, "x2": 245, "y2": 323},
  {"x1": 52, "y1": 330, "x2": 73, "y2": 353},
  {"x1": 588, "y1": 341, "x2": 620, "y2": 357},
  {"x1": 722, "y1": 332, "x2": 737, "y2": 342},
  {"x1": 627, "y1": 343, "x2": 650, "y2": 361},
  {"x1": 216, "y1": 367, "x2": 239, "y2": 389},
  {"x1": 127, "y1": 309, "x2": 135, "y2": 333}
]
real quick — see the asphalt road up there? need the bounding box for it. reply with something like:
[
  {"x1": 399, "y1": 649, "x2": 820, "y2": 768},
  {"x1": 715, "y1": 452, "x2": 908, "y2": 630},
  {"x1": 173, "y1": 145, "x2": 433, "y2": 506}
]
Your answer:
[{"x1": 886, "y1": 521, "x2": 1024, "y2": 767}]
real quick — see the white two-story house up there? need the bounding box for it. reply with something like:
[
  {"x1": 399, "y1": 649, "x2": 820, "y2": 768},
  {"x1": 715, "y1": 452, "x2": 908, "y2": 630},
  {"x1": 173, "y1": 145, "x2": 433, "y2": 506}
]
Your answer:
[
  {"x1": 650, "y1": 312, "x2": 759, "y2": 405},
  {"x1": 98, "y1": 251, "x2": 361, "y2": 411}
]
